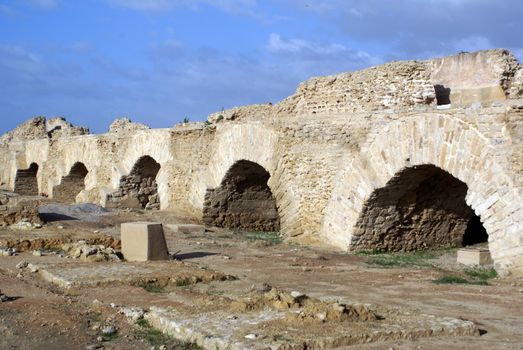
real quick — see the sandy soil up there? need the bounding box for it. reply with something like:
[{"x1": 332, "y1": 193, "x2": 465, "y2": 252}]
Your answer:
[{"x1": 1, "y1": 206, "x2": 522, "y2": 349}]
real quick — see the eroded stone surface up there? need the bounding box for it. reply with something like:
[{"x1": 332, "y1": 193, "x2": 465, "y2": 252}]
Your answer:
[{"x1": 0, "y1": 49, "x2": 522, "y2": 274}]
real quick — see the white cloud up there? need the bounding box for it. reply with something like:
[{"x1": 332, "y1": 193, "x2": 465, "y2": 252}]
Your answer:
[{"x1": 267, "y1": 33, "x2": 379, "y2": 64}]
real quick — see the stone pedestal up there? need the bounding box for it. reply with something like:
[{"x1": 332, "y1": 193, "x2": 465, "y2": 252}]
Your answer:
[
  {"x1": 121, "y1": 222, "x2": 169, "y2": 262},
  {"x1": 457, "y1": 248, "x2": 493, "y2": 266}
]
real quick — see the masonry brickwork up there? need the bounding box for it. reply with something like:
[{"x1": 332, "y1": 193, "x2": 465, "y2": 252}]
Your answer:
[{"x1": 1, "y1": 49, "x2": 522, "y2": 275}]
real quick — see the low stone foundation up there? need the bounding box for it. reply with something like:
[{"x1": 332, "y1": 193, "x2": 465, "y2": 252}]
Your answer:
[{"x1": 0, "y1": 191, "x2": 44, "y2": 226}]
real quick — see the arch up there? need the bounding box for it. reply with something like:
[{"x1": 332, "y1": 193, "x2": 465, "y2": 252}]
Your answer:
[
  {"x1": 321, "y1": 114, "x2": 522, "y2": 272},
  {"x1": 52, "y1": 162, "x2": 89, "y2": 203},
  {"x1": 106, "y1": 155, "x2": 161, "y2": 209},
  {"x1": 14, "y1": 163, "x2": 39, "y2": 195},
  {"x1": 351, "y1": 164, "x2": 488, "y2": 251},
  {"x1": 191, "y1": 124, "x2": 300, "y2": 236},
  {"x1": 203, "y1": 160, "x2": 280, "y2": 231}
]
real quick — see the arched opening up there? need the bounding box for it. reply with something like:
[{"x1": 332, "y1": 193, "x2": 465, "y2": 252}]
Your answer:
[
  {"x1": 203, "y1": 160, "x2": 280, "y2": 231},
  {"x1": 107, "y1": 156, "x2": 161, "y2": 209},
  {"x1": 14, "y1": 163, "x2": 39, "y2": 196},
  {"x1": 53, "y1": 162, "x2": 89, "y2": 202},
  {"x1": 434, "y1": 84, "x2": 451, "y2": 106},
  {"x1": 352, "y1": 165, "x2": 488, "y2": 252}
]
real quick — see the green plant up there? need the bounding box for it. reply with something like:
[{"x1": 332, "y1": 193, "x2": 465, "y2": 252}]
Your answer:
[
  {"x1": 183, "y1": 117, "x2": 190, "y2": 123},
  {"x1": 142, "y1": 284, "x2": 167, "y2": 293},
  {"x1": 135, "y1": 319, "x2": 202, "y2": 349},
  {"x1": 366, "y1": 251, "x2": 437, "y2": 268},
  {"x1": 174, "y1": 278, "x2": 191, "y2": 287},
  {"x1": 433, "y1": 275, "x2": 488, "y2": 285},
  {"x1": 216, "y1": 114, "x2": 224, "y2": 122},
  {"x1": 465, "y1": 267, "x2": 498, "y2": 281},
  {"x1": 102, "y1": 332, "x2": 119, "y2": 341}
]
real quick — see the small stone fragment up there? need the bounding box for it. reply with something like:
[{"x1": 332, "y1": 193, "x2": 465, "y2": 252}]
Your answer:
[
  {"x1": 101, "y1": 325, "x2": 116, "y2": 335},
  {"x1": 15, "y1": 260, "x2": 28, "y2": 269}
]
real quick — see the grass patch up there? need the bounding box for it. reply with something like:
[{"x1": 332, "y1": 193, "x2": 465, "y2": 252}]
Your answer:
[
  {"x1": 366, "y1": 251, "x2": 437, "y2": 268},
  {"x1": 174, "y1": 278, "x2": 191, "y2": 287},
  {"x1": 142, "y1": 284, "x2": 167, "y2": 293},
  {"x1": 465, "y1": 267, "x2": 498, "y2": 281},
  {"x1": 206, "y1": 284, "x2": 224, "y2": 296},
  {"x1": 102, "y1": 332, "x2": 119, "y2": 342},
  {"x1": 433, "y1": 275, "x2": 488, "y2": 286},
  {"x1": 433, "y1": 267, "x2": 497, "y2": 286},
  {"x1": 233, "y1": 230, "x2": 283, "y2": 245},
  {"x1": 135, "y1": 319, "x2": 202, "y2": 349}
]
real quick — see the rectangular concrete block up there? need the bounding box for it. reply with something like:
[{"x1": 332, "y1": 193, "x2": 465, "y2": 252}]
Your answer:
[
  {"x1": 121, "y1": 222, "x2": 169, "y2": 262},
  {"x1": 457, "y1": 248, "x2": 493, "y2": 266}
]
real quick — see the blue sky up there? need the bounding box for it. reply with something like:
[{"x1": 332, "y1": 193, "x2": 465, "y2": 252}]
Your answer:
[{"x1": 1, "y1": 0, "x2": 522, "y2": 134}]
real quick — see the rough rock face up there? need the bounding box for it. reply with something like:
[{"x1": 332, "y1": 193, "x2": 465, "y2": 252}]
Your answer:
[
  {"x1": 0, "y1": 49, "x2": 522, "y2": 274},
  {"x1": 108, "y1": 118, "x2": 150, "y2": 134},
  {"x1": 107, "y1": 156, "x2": 160, "y2": 209},
  {"x1": 351, "y1": 165, "x2": 474, "y2": 251},
  {"x1": 46, "y1": 117, "x2": 90, "y2": 138},
  {"x1": 14, "y1": 163, "x2": 39, "y2": 196},
  {"x1": 0, "y1": 116, "x2": 89, "y2": 144},
  {"x1": 0, "y1": 191, "x2": 44, "y2": 227},
  {"x1": 0, "y1": 117, "x2": 47, "y2": 143},
  {"x1": 203, "y1": 160, "x2": 280, "y2": 232}
]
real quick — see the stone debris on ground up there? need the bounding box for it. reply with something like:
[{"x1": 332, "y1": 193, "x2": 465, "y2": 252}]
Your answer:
[
  {"x1": 15, "y1": 260, "x2": 28, "y2": 269},
  {"x1": 118, "y1": 307, "x2": 145, "y2": 322},
  {"x1": 0, "y1": 248, "x2": 16, "y2": 256},
  {"x1": 0, "y1": 290, "x2": 9, "y2": 302},
  {"x1": 61, "y1": 242, "x2": 121, "y2": 262}
]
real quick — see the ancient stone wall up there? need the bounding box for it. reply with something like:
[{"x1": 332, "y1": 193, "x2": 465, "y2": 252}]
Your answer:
[
  {"x1": 0, "y1": 191, "x2": 44, "y2": 226},
  {"x1": 351, "y1": 165, "x2": 474, "y2": 251},
  {"x1": 107, "y1": 156, "x2": 161, "y2": 209},
  {"x1": 53, "y1": 163, "x2": 88, "y2": 203},
  {"x1": 203, "y1": 160, "x2": 280, "y2": 231},
  {"x1": 13, "y1": 163, "x2": 39, "y2": 196},
  {"x1": 0, "y1": 49, "x2": 522, "y2": 274}
]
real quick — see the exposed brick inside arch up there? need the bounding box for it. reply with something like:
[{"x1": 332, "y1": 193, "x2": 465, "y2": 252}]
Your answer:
[
  {"x1": 53, "y1": 162, "x2": 88, "y2": 202},
  {"x1": 107, "y1": 156, "x2": 161, "y2": 209},
  {"x1": 351, "y1": 165, "x2": 487, "y2": 251},
  {"x1": 14, "y1": 163, "x2": 39, "y2": 196},
  {"x1": 203, "y1": 160, "x2": 280, "y2": 231}
]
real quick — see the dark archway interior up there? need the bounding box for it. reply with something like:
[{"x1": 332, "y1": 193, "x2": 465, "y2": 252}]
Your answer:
[
  {"x1": 53, "y1": 162, "x2": 89, "y2": 202},
  {"x1": 106, "y1": 156, "x2": 161, "y2": 209},
  {"x1": 14, "y1": 163, "x2": 39, "y2": 196},
  {"x1": 462, "y1": 213, "x2": 489, "y2": 246},
  {"x1": 434, "y1": 84, "x2": 451, "y2": 105},
  {"x1": 352, "y1": 164, "x2": 488, "y2": 251},
  {"x1": 203, "y1": 160, "x2": 280, "y2": 231}
]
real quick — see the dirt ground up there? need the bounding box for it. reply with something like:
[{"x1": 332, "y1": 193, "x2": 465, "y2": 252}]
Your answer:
[{"x1": 1, "y1": 205, "x2": 523, "y2": 350}]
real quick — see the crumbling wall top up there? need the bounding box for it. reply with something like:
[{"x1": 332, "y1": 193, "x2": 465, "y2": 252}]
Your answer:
[
  {"x1": 108, "y1": 118, "x2": 150, "y2": 135},
  {"x1": 430, "y1": 49, "x2": 520, "y2": 107}
]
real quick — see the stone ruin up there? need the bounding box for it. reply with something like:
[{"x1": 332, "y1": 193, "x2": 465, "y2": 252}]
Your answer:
[
  {"x1": 106, "y1": 156, "x2": 161, "y2": 210},
  {"x1": 203, "y1": 160, "x2": 280, "y2": 232},
  {"x1": 1, "y1": 49, "x2": 522, "y2": 275}
]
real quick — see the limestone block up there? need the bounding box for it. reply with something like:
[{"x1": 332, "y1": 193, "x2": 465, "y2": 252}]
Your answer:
[
  {"x1": 457, "y1": 248, "x2": 493, "y2": 266},
  {"x1": 121, "y1": 222, "x2": 169, "y2": 262}
]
